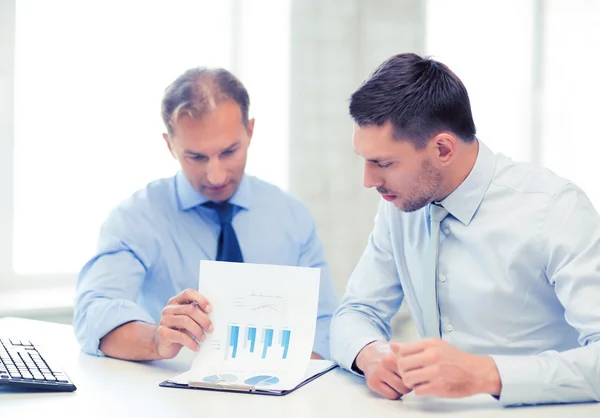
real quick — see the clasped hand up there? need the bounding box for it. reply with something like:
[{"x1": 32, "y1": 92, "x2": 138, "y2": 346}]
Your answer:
[{"x1": 356, "y1": 339, "x2": 501, "y2": 400}]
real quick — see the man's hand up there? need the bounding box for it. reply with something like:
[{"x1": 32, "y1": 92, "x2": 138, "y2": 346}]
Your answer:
[
  {"x1": 395, "y1": 339, "x2": 501, "y2": 398},
  {"x1": 355, "y1": 341, "x2": 412, "y2": 400},
  {"x1": 154, "y1": 288, "x2": 214, "y2": 359}
]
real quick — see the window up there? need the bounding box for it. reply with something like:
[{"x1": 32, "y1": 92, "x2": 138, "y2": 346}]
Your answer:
[
  {"x1": 426, "y1": 0, "x2": 535, "y2": 162},
  {"x1": 1, "y1": 0, "x2": 290, "y2": 287},
  {"x1": 426, "y1": 0, "x2": 600, "y2": 210},
  {"x1": 540, "y1": 0, "x2": 600, "y2": 208}
]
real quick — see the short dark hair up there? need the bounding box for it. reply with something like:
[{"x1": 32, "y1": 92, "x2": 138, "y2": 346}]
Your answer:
[
  {"x1": 161, "y1": 67, "x2": 250, "y2": 136},
  {"x1": 349, "y1": 53, "x2": 476, "y2": 148}
]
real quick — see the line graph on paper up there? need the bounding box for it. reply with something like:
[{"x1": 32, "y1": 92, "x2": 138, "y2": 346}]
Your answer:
[{"x1": 233, "y1": 292, "x2": 287, "y2": 319}]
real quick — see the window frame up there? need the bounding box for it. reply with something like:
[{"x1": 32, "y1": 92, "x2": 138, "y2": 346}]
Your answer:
[{"x1": 0, "y1": 0, "x2": 290, "y2": 291}]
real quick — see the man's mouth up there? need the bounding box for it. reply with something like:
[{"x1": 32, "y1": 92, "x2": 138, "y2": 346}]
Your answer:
[
  {"x1": 206, "y1": 183, "x2": 229, "y2": 193},
  {"x1": 381, "y1": 194, "x2": 397, "y2": 202}
]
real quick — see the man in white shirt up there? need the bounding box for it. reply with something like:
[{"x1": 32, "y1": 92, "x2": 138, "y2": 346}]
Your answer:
[{"x1": 330, "y1": 52, "x2": 600, "y2": 406}]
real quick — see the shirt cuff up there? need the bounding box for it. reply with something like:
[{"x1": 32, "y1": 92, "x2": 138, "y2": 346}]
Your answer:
[
  {"x1": 490, "y1": 354, "x2": 545, "y2": 406},
  {"x1": 331, "y1": 312, "x2": 387, "y2": 373},
  {"x1": 76, "y1": 299, "x2": 155, "y2": 357}
]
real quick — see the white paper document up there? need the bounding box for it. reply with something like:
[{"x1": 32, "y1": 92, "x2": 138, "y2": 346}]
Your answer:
[{"x1": 167, "y1": 260, "x2": 332, "y2": 392}]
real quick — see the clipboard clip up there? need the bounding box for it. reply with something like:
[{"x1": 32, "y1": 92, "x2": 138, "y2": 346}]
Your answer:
[{"x1": 188, "y1": 380, "x2": 256, "y2": 393}]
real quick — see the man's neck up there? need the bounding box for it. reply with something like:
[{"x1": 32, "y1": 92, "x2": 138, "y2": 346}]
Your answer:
[{"x1": 439, "y1": 139, "x2": 480, "y2": 200}]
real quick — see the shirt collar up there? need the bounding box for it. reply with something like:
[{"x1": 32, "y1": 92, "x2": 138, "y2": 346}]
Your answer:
[
  {"x1": 439, "y1": 140, "x2": 496, "y2": 225},
  {"x1": 175, "y1": 172, "x2": 252, "y2": 211}
]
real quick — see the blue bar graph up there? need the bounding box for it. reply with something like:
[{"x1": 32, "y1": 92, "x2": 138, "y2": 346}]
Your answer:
[
  {"x1": 280, "y1": 330, "x2": 291, "y2": 359},
  {"x1": 229, "y1": 325, "x2": 240, "y2": 358},
  {"x1": 247, "y1": 327, "x2": 257, "y2": 353},
  {"x1": 261, "y1": 328, "x2": 274, "y2": 359}
]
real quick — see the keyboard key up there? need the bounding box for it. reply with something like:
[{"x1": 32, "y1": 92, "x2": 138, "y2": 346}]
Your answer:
[{"x1": 0, "y1": 337, "x2": 76, "y2": 392}]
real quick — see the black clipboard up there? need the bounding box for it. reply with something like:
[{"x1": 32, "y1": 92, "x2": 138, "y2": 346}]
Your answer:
[{"x1": 159, "y1": 363, "x2": 338, "y2": 396}]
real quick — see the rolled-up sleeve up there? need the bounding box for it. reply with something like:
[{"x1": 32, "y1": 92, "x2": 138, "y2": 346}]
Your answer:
[
  {"x1": 330, "y1": 201, "x2": 404, "y2": 372},
  {"x1": 73, "y1": 208, "x2": 158, "y2": 356}
]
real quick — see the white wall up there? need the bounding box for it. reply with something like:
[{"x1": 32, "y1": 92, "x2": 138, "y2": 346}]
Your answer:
[
  {"x1": 289, "y1": 0, "x2": 426, "y2": 295},
  {"x1": 288, "y1": 0, "x2": 425, "y2": 340}
]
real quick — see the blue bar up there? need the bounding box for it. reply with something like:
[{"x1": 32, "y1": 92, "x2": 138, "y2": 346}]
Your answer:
[
  {"x1": 229, "y1": 325, "x2": 239, "y2": 358},
  {"x1": 248, "y1": 327, "x2": 257, "y2": 353},
  {"x1": 261, "y1": 328, "x2": 274, "y2": 359},
  {"x1": 281, "y1": 330, "x2": 291, "y2": 359}
]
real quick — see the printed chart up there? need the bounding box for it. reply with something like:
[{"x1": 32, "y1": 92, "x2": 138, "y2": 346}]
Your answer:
[{"x1": 225, "y1": 325, "x2": 292, "y2": 361}]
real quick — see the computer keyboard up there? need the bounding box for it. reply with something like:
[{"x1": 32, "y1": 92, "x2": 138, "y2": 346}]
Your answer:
[{"x1": 0, "y1": 338, "x2": 76, "y2": 392}]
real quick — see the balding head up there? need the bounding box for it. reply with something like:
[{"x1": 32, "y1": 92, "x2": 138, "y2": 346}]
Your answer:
[{"x1": 161, "y1": 67, "x2": 250, "y2": 136}]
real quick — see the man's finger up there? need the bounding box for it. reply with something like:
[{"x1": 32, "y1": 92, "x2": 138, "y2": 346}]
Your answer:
[
  {"x1": 371, "y1": 380, "x2": 402, "y2": 400},
  {"x1": 186, "y1": 304, "x2": 214, "y2": 333},
  {"x1": 157, "y1": 326, "x2": 199, "y2": 352},
  {"x1": 168, "y1": 289, "x2": 212, "y2": 313},
  {"x1": 380, "y1": 370, "x2": 412, "y2": 395},
  {"x1": 401, "y1": 365, "x2": 439, "y2": 389},
  {"x1": 395, "y1": 339, "x2": 437, "y2": 357},
  {"x1": 396, "y1": 351, "x2": 435, "y2": 374},
  {"x1": 161, "y1": 313, "x2": 205, "y2": 342},
  {"x1": 165, "y1": 304, "x2": 214, "y2": 334},
  {"x1": 180, "y1": 328, "x2": 204, "y2": 347}
]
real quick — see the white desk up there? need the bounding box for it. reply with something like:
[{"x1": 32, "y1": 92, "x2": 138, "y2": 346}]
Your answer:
[{"x1": 0, "y1": 318, "x2": 598, "y2": 417}]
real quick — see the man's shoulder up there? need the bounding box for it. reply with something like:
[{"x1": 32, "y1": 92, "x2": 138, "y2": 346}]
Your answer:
[
  {"x1": 491, "y1": 154, "x2": 571, "y2": 198},
  {"x1": 248, "y1": 176, "x2": 310, "y2": 207},
  {"x1": 246, "y1": 175, "x2": 315, "y2": 220},
  {"x1": 108, "y1": 176, "x2": 176, "y2": 223}
]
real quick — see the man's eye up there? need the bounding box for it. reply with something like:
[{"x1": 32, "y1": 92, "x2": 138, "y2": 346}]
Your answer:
[
  {"x1": 188, "y1": 155, "x2": 207, "y2": 161},
  {"x1": 378, "y1": 162, "x2": 392, "y2": 169},
  {"x1": 221, "y1": 148, "x2": 236, "y2": 157}
]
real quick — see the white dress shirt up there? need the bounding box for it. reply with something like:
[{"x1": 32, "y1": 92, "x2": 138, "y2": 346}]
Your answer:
[{"x1": 331, "y1": 141, "x2": 600, "y2": 405}]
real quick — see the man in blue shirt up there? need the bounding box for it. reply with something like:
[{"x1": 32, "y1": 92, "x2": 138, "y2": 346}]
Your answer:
[
  {"x1": 74, "y1": 68, "x2": 337, "y2": 361},
  {"x1": 330, "y1": 53, "x2": 600, "y2": 406}
]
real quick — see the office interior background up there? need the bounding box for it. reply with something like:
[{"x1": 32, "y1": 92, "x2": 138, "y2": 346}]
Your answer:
[{"x1": 1, "y1": 0, "x2": 599, "y2": 339}]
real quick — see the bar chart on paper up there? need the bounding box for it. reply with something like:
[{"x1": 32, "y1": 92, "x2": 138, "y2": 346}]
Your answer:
[
  {"x1": 187, "y1": 261, "x2": 321, "y2": 390},
  {"x1": 225, "y1": 325, "x2": 292, "y2": 361}
]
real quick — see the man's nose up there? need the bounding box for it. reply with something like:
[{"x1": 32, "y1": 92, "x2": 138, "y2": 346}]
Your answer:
[
  {"x1": 363, "y1": 163, "x2": 383, "y2": 189},
  {"x1": 206, "y1": 159, "x2": 227, "y2": 186}
]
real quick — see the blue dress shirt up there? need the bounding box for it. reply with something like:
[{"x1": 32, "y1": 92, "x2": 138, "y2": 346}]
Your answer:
[
  {"x1": 74, "y1": 172, "x2": 337, "y2": 358},
  {"x1": 330, "y1": 141, "x2": 600, "y2": 406}
]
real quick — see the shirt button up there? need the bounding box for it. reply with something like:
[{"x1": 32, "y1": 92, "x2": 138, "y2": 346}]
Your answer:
[
  {"x1": 443, "y1": 228, "x2": 450, "y2": 235},
  {"x1": 440, "y1": 275, "x2": 447, "y2": 282},
  {"x1": 446, "y1": 324, "x2": 453, "y2": 332}
]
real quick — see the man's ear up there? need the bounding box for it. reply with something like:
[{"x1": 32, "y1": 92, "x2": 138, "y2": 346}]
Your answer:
[
  {"x1": 246, "y1": 118, "x2": 255, "y2": 145},
  {"x1": 432, "y1": 133, "x2": 456, "y2": 166},
  {"x1": 162, "y1": 133, "x2": 176, "y2": 159}
]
